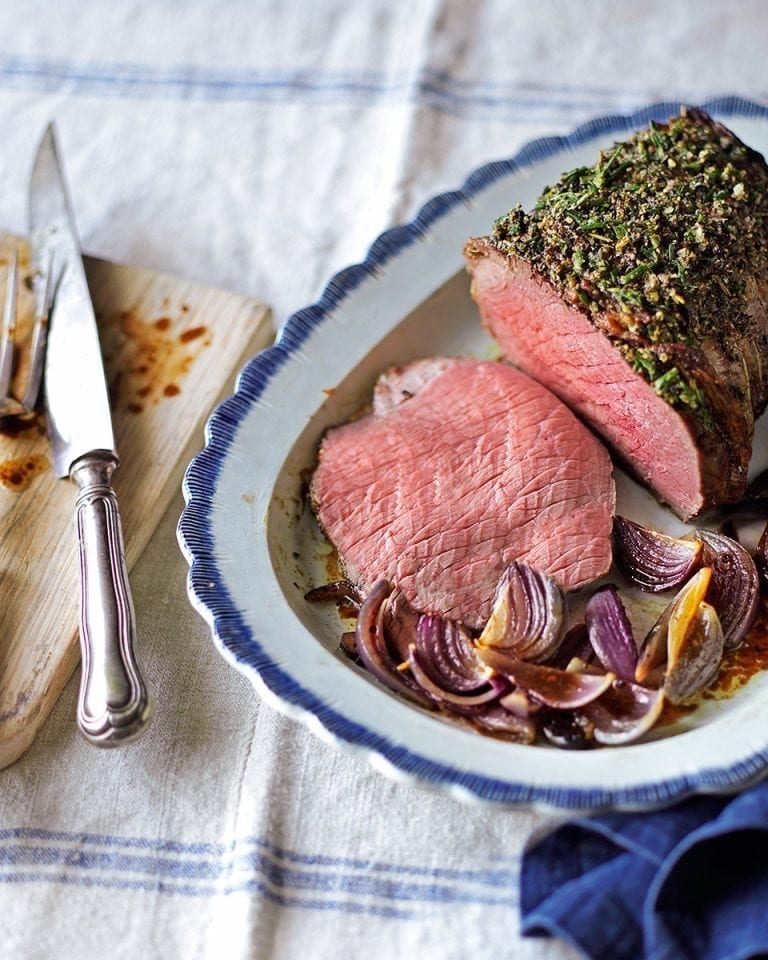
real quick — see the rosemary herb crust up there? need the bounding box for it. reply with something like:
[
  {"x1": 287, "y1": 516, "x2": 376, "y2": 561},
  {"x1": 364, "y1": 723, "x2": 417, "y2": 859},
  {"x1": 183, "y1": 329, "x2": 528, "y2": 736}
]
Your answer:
[{"x1": 491, "y1": 108, "x2": 768, "y2": 431}]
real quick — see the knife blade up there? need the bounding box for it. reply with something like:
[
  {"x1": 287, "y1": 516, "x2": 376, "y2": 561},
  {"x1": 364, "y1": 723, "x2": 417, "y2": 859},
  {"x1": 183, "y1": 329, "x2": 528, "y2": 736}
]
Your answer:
[{"x1": 30, "y1": 123, "x2": 153, "y2": 745}]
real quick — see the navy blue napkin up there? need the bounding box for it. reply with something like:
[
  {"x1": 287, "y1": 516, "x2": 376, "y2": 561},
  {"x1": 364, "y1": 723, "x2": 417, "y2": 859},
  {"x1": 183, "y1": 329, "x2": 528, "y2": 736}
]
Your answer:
[{"x1": 521, "y1": 779, "x2": 768, "y2": 960}]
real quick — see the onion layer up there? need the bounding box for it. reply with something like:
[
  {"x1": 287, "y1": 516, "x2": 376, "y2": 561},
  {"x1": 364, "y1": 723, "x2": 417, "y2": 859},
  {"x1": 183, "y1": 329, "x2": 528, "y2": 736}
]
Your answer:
[
  {"x1": 613, "y1": 516, "x2": 702, "y2": 592},
  {"x1": 476, "y1": 647, "x2": 614, "y2": 709},
  {"x1": 635, "y1": 604, "x2": 672, "y2": 687},
  {"x1": 665, "y1": 599, "x2": 724, "y2": 705},
  {"x1": 585, "y1": 585, "x2": 638, "y2": 682},
  {"x1": 582, "y1": 683, "x2": 666, "y2": 745},
  {"x1": 355, "y1": 580, "x2": 431, "y2": 706},
  {"x1": 415, "y1": 614, "x2": 489, "y2": 693},
  {"x1": 472, "y1": 707, "x2": 537, "y2": 743},
  {"x1": 636, "y1": 567, "x2": 712, "y2": 687},
  {"x1": 406, "y1": 646, "x2": 503, "y2": 707},
  {"x1": 477, "y1": 563, "x2": 565, "y2": 662},
  {"x1": 689, "y1": 530, "x2": 759, "y2": 649}
]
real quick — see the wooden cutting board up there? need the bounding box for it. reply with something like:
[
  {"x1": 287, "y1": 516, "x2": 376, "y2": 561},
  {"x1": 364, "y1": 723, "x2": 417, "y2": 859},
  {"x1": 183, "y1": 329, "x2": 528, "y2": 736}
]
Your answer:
[{"x1": 0, "y1": 234, "x2": 273, "y2": 768}]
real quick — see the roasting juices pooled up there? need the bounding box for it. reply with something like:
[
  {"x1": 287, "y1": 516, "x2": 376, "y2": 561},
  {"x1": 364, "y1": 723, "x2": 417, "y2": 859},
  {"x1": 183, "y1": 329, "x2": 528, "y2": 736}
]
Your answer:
[
  {"x1": 307, "y1": 109, "x2": 768, "y2": 747},
  {"x1": 465, "y1": 107, "x2": 768, "y2": 520}
]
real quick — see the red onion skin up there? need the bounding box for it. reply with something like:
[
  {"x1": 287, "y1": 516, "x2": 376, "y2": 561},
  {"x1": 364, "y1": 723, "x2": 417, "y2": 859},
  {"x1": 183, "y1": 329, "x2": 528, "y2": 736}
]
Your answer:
[
  {"x1": 581, "y1": 683, "x2": 665, "y2": 745},
  {"x1": 478, "y1": 563, "x2": 564, "y2": 662},
  {"x1": 355, "y1": 580, "x2": 431, "y2": 706},
  {"x1": 476, "y1": 647, "x2": 614, "y2": 709},
  {"x1": 585, "y1": 585, "x2": 638, "y2": 682},
  {"x1": 415, "y1": 614, "x2": 489, "y2": 692},
  {"x1": 383, "y1": 589, "x2": 420, "y2": 662},
  {"x1": 758, "y1": 523, "x2": 768, "y2": 598},
  {"x1": 635, "y1": 604, "x2": 671, "y2": 687},
  {"x1": 613, "y1": 516, "x2": 702, "y2": 593},
  {"x1": 305, "y1": 579, "x2": 363, "y2": 608},
  {"x1": 664, "y1": 601, "x2": 724, "y2": 705},
  {"x1": 472, "y1": 706, "x2": 537, "y2": 743},
  {"x1": 406, "y1": 647, "x2": 503, "y2": 707},
  {"x1": 693, "y1": 530, "x2": 759, "y2": 649}
]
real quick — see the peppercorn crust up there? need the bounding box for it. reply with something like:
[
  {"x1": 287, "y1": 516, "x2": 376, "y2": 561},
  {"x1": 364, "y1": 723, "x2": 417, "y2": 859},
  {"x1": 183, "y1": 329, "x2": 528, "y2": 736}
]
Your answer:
[{"x1": 490, "y1": 108, "x2": 768, "y2": 428}]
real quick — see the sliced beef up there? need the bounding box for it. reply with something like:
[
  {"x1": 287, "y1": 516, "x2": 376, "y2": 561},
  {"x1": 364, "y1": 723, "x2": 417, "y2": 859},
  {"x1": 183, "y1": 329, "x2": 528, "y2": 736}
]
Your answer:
[
  {"x1": 310, "y1": 358, "x2": 615, "y2": 628},
  {"x1": 464, "y1": 109, "x2": 768, "y2": 520}
]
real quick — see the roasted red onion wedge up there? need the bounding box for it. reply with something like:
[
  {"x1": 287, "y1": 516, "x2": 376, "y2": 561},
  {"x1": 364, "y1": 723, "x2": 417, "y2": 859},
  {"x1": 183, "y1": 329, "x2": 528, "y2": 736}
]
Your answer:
[
  {"x1": 476, "y1": 648, "x2": 614, "y2": 709},
  {"x1": 636, "y1": 567, "x2": 712, "y2": 686},
  {"x1": 665, "y1": 598, "x2": 724, "y2": 704},
  {"x1": 585, "y1": 585, "x2": 638, "y2": 682},
  {"x1": 304, "y1": 579, "x2": 364, "y2": 608},
  {"x1": 635, "y1": 605, "x2": 672, "y2": 687},
  {"x1": 476, "y1": 562, "x2": 565, "y2": 662},
  {"x1": 382, "y1": 589, "x2": 421, "y2": 662},
  {"x1": 355, "y1": 580, "x2": 431, "y2": 706},
  {"x1": 406, "y1": 646, "x2": 504, "y2": 707},
  {"x1": 613, "y1": 517, "x2": 702, "y2": 592},
  {"x1": 472, "y1": 706, "x2": 537, "y2": 743},
  {"x1": 756, "y1": 522, "x2": 768, "y2": 596},
  {"x1": 415, "y1": 614, "x2": 489, "y2": 692},
  {"x1": 688, "y1": 530, "x2": 759, "y2": 649},
  {"x1": 581, "y1": 682, "x2": 666, "y2": 745}
]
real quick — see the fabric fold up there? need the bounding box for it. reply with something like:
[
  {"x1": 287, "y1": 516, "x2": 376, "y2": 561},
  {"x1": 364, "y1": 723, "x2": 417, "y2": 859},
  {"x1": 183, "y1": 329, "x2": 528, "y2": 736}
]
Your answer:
[{"x1": 521, "y1": 780, "x2": 768, "y2": 960}]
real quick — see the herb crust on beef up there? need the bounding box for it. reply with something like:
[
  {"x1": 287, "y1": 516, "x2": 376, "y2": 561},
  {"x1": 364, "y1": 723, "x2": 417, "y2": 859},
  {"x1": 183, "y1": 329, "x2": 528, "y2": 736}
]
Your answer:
[{"x1": 491, "y1": 108, "x2": 768, "y2": 422}]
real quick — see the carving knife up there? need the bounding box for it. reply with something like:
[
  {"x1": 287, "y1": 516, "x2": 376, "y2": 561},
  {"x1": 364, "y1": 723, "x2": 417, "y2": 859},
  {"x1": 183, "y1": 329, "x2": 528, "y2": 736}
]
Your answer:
[{"x1": 30, "y1": 123, "x2": 153, "y2": 745}]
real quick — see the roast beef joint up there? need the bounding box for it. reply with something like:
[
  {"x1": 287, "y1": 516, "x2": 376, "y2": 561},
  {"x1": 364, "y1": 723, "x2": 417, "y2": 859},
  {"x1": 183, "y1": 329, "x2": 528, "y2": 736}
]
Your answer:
[{"x1": 465, "y1": 108, "x2": 768, "y2": 520}]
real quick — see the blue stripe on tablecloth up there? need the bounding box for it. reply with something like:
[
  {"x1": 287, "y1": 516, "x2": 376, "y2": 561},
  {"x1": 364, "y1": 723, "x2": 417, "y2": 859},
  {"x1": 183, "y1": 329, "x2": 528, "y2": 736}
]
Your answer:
[
  {"x1": 0, "y1": 827, "x2": 518, "y2": 917},
  {"x1": 0, "y1": 827, "x2": 515, "y2": 886},
  {"x1": 0, "y1": 871, "x2": 414, "y2": 918},
  {"x1": 0, "y1": 53, "x2": 692, "y2": 116}
]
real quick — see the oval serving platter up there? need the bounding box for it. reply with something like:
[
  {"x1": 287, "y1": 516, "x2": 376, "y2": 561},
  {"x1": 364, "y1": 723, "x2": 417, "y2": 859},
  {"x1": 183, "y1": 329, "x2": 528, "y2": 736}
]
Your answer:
[{"x1": 179, "y1": 98, "x2": 768, "y2": 812}]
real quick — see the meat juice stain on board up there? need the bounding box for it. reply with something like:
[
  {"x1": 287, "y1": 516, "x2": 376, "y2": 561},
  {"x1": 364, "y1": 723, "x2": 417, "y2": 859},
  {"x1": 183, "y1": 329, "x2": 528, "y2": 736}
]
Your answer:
[
  {"x1": 0, "y1": 453, "x2": 48, "y2": 492},
  {"x1": 101, "y1": 304, "x2": 213, "y2": 416},
  {"x1": 0, "y1": 415, "x2": 48, "y2": 494}
]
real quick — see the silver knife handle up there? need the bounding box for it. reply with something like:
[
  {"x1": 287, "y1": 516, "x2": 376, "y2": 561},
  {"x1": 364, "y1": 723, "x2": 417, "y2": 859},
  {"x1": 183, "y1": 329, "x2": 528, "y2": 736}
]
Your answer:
[{"x1": 71, "y1": 454, "x2": 153, "y2": 745}]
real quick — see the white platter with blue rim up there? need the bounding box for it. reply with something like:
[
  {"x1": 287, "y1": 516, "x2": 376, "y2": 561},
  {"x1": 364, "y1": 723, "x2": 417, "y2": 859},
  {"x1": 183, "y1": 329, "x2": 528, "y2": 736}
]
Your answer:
[{"x1": 179, "y1": 98, "x2": 768, "y2": 812}]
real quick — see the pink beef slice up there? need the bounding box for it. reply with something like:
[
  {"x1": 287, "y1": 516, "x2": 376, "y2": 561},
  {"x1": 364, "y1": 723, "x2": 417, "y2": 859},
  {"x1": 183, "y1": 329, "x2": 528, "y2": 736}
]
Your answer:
[
  {"x1": 464, "y1": 109, "x2": 768, "y2": 520},
  {"x1": 310, "y1": 358, "x2": 615, "y2": 628}
]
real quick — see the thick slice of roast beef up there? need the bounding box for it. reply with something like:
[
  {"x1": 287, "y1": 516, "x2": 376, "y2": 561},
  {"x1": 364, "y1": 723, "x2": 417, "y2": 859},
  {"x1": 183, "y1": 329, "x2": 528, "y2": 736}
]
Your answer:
[
  {"x1": 310, "y1": 358, "x2": 615, "y2": 628},
  {"x1": 465, "y1": 108, "x2": 768, "y2": 519}
]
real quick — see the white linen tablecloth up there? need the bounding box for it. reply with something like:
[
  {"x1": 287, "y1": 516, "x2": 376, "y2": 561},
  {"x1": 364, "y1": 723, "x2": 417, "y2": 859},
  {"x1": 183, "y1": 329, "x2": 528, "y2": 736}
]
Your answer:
[{"x1": 0, "y1": 2, "x2": 763, "y2": 957}]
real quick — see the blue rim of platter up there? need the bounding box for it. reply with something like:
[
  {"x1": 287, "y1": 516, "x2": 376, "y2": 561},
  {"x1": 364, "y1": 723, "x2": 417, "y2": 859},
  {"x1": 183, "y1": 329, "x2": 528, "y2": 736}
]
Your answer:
[{"x1": 179, "y1": 96, "x2": 768, "y2": 810}]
